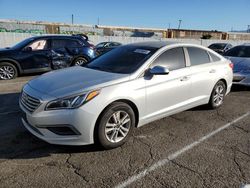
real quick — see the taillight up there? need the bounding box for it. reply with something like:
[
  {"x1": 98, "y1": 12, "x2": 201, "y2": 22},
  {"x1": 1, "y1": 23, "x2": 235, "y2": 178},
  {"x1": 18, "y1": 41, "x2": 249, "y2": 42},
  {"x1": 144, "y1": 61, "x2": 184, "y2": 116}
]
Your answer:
[{"x1": 229, "y1": 62, "x2": 234, "y2": 69}]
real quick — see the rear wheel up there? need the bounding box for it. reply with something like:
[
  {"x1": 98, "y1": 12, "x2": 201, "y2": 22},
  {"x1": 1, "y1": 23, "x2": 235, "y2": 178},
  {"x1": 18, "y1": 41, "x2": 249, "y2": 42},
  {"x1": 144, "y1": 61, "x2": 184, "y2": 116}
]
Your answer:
[
  {"x1": 0, "y1": 62, "x2": 18, "y2": 80},
  {"x1": 96, "y1": 102, "x2": 135, "y2": 149},
  {"x1": 73, "y1": 57, "x2": 88, "y2": 66},
  {"x1": 208, "y1": 81, "x2": 226, "y2": 109}
]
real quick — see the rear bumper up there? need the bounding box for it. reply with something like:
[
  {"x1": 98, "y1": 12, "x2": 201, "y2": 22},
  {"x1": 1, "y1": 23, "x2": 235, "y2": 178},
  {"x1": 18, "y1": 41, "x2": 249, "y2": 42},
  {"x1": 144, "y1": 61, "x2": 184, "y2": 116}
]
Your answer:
[{"x1": 233, "y1": 73, "x2": 250, "y2": 86}]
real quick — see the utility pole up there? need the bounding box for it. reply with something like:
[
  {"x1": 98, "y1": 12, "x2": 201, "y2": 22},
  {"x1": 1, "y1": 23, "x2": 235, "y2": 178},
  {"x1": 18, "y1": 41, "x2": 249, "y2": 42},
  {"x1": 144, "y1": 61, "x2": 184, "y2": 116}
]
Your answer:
[
  {"x1": 178, "y1": 19, "x2": 182, "y2": 30},
  {"x1": 97, "y1": 17, "x2": 100, "y2": 25},
  {"x1": 71, "y1": 14, "x2": 74, "y2": 25},
  {"x1": 168, "y1": 23, "x2": 171, "y2": 29},
  {"x1": 247, "y1": 25, "x2": 250, "y2": 33}
]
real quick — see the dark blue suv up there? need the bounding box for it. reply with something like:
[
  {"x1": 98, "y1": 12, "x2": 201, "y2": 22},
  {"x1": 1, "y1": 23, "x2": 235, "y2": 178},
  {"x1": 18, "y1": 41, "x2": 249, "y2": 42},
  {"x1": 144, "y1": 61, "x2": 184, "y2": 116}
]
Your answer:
[{"x1": 0, "y1": 35, "x2": 96, "y2": 80}]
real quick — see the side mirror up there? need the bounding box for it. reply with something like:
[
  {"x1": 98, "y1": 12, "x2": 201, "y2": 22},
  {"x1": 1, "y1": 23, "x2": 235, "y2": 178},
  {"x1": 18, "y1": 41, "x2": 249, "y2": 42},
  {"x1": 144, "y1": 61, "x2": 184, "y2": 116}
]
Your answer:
[
  {"x1": 23, "y1": 46, "x2": 32, "y2": 52},
  {"x1": 149, "y1": 66, "x2": 170, "y2": 75}
]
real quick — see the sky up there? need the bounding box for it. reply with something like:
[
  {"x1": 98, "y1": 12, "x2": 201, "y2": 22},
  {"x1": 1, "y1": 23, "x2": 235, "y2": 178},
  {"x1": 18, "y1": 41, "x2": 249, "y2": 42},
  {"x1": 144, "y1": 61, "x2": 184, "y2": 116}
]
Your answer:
[{"x1": 0, "y1": 0, "x2": 249, "y2": 32}]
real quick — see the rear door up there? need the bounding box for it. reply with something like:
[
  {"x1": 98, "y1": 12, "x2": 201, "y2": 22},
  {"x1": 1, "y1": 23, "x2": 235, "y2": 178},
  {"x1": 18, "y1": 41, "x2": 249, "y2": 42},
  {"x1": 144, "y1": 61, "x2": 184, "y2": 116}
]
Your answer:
[
  {"x1": 144, "y1": 47, "x2": 192, "y2": 121},
  {"x1": 185, "y1": 47, "x2": 218, "y2": 103},
  {"x1": 51, "y1": 39, "x2": 79, "y2": 69}
]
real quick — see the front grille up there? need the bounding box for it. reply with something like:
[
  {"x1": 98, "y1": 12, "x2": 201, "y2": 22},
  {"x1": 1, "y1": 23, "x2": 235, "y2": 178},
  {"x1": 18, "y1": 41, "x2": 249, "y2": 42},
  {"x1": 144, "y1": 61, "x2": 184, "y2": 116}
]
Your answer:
[{"x1": 20, "y1": 91, "x2": 41, "y2": 113}]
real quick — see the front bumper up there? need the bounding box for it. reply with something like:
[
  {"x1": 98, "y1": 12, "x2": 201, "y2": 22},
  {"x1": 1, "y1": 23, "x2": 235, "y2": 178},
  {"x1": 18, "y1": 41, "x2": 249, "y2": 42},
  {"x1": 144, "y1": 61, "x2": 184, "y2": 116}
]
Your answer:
[
  {"x1": 20, "y1": 107, "x2": 97, "y2": 145},
  {"x1": 19, "y1": 85, "x2": 99, "y2": 146}
]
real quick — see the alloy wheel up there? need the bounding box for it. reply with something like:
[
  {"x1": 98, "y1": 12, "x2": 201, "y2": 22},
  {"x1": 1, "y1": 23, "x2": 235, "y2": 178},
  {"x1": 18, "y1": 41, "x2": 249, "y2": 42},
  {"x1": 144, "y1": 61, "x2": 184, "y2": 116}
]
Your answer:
[
  {"x1": 0, "y1": 65, "x2": 15, "y2": 80},
  {"x1": 105, "y1": 111, "x2": 131, "y2": 143},
  {"x1": 213, "y1": 85, "x2": 224, "y2": 106},
  {"x1": 75, "y1": 59, "x2": 87, "y2": 66}
]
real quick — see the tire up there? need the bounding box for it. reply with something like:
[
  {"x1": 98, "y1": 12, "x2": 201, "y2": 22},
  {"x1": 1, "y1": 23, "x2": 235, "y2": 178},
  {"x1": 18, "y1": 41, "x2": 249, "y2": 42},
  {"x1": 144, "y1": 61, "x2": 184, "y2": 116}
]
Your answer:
[
  {"x1": 208, "y1": 80, "x2": 226, "y2": 109},
  {"x1": 96, "y1": 102, "x2": 135, "y2": 149},
  {"x1": 72, "y1": 57, "x2": 88, "y2": 66},
  {"x1": 0, "y1": 62, "x2": 18, "y2": 80}
]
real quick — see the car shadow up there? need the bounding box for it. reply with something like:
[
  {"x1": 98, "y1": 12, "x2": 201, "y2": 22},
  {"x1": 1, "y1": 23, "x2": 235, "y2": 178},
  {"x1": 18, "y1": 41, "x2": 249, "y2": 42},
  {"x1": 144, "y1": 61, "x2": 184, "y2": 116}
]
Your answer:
[
  {"x1": 188, "y1": 104, "x2": 211, "y2": 111},
  {"x1": 0, "y1": 92, "x2": 105, "y2": 161},
  {"x1": 231, "y1": 85, "x2": 250, "y2": 92}
]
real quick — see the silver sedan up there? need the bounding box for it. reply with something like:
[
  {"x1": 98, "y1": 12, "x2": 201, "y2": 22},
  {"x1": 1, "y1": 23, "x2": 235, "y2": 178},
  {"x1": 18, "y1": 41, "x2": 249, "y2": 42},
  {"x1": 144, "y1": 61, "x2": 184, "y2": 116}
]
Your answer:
[
  {"x1": 224, "y1": 44, "x2": 250, "y2": 86},
  {"x1": 20, "y1": 41, "x2": 233, "y2": 149}
]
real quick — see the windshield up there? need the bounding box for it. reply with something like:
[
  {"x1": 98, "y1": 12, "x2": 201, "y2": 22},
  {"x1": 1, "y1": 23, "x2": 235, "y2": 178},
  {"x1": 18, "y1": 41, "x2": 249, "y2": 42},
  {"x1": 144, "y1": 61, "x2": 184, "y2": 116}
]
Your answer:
[
  {"x1": 224, "y1": 46, "x2": 250, "y2": 58},
  {"x1": 85, "y1": 45, "x2": 158, "y2": 74},
  {"x1": 96, "y1": 42, "x2": 106, "y2": 48},
  {"x1": 208, "y1": 43, "x2": 226, "y2": 50},
  {"x1": 11, "y1": 38, "x2": 35, "y2": 49}
]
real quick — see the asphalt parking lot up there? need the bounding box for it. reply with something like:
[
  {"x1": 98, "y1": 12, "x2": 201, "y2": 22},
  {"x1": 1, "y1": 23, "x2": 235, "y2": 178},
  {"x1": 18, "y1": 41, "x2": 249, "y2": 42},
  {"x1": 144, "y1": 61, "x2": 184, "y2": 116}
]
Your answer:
[{"x1": 0, "y1": 76, "x2": 250, "y2": 188}]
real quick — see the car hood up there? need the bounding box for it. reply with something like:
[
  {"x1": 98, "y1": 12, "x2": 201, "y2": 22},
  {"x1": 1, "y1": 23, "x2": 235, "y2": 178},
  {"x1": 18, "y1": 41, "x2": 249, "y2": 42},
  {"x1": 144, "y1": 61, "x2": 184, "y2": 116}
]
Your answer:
[
  {"x1": 28, "y1": 66, "x2": 130, "y2": 98},
  {"x1": 0, "y1": 48, "x2": 14, "y2": 54},
  {"x1": 225, "y1": 56, "x2": 250, "y2": 74}
]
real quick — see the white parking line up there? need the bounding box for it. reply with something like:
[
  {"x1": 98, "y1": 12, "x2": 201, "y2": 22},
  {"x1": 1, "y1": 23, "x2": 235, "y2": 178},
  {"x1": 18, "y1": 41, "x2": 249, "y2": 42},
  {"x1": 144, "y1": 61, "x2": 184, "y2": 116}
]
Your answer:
[{"x1": 115, "y1": 111, "x2": 250, "y2": 188}]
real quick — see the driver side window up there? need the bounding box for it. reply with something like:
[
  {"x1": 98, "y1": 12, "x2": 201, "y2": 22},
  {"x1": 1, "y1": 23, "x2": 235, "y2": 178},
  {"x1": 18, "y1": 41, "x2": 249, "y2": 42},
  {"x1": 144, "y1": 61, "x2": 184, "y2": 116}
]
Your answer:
[
  {"x1": 151, "y1": 47, "x2": 186, "y2": 71},
  {"x1": 27, "y1": 40, "x2": 48, "y2": 51}
]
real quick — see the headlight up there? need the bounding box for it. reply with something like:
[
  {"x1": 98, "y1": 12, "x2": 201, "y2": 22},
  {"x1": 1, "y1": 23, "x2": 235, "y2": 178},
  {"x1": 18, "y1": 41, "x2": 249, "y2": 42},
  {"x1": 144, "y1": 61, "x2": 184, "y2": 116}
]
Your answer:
[{"x1": 46, "y1": 89, "x2": 100, "y2": 110}]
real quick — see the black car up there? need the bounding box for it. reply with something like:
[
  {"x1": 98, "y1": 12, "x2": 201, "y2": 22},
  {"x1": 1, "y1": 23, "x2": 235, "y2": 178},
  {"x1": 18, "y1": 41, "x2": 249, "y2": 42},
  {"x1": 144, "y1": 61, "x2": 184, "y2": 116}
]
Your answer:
[
  {"x1": 0, "y1": 35, "x2": 96, "y2": 80},
  {"x1": 95, "y1": 42, "x2": 122, "y2": 56},
  {"x1": 208, "y1": 43, "x2": 233, "y2": 54}
]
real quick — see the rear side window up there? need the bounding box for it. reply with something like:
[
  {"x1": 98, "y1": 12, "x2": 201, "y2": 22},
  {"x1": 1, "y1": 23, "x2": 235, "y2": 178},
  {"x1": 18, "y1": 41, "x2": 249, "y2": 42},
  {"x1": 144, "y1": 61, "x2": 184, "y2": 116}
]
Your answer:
[
  {"x1": 209, "y1": 52, "x2": 221, "y2": 62},
  {"x1": 52, "y1": 39, "x2": 81, "y2": 49},
  {"x1": 187, "y1": 47, "x2": 210, "y2": 66},
  {"x1": 66, "y1": 39, "x2": 82, "y2": 47},
  {"x1": 151, "y1": 47, "x2": 186, "y2": 71}
]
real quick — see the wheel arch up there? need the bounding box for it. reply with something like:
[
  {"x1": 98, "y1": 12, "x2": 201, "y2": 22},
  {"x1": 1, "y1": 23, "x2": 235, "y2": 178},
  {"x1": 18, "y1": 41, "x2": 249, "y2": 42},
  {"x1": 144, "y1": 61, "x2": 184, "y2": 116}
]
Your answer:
[
  {"x1": 93, "y1": 99, "x2": 140, "y2": 143},
  {"x1": 218, "y1": 78, "x2": 227, "y2": 91},
  {"x1": 0, "y1": 58, "x2": 23, "y2": 74},
  {"x1": 70, "y1": 55, "x2": 90, "y2": 66}
]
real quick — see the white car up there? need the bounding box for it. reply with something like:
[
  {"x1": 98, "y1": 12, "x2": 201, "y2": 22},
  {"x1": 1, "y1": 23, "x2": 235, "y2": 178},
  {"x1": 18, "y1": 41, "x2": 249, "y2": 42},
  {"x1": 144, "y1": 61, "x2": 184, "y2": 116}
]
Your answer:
[{"x1": 20, "y1": 42, "x2": 233, "y2": 149}]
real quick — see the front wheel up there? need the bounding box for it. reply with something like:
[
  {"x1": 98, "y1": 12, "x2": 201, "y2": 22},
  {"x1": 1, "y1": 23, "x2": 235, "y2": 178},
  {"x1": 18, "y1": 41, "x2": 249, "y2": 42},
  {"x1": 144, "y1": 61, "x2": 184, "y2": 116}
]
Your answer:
[
  {"x1": 96, "y1": 102, "x2": 135, "y2": 149},
  {"x1": 208, "y1": 81, "x2": 226, "y2": 109}
]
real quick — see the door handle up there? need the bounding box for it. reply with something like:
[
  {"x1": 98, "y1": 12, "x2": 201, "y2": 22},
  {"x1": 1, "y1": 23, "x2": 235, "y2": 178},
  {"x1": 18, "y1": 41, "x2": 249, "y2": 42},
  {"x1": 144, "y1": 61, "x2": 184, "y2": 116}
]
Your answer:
[
  {"x1": 180, "y1": 76, "x2": 190, "y2": 81},
  {"x1": 209, "y1": 69, "x2": 216, "y2": 73}
]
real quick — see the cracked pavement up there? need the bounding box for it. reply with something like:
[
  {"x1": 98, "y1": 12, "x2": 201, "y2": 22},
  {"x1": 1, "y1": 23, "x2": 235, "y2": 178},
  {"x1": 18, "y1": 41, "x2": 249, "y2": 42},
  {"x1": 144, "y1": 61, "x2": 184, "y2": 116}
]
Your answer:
[{"x1": 0, "y1": 77, "x2": 250, "y2": 187}]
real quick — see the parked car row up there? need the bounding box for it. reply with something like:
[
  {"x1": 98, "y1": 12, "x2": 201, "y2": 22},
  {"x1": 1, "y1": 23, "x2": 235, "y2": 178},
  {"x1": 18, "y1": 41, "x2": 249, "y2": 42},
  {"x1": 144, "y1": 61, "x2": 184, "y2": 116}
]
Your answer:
[{"x1": 0, "y1": 35, "x2": 122, "y2": 80}]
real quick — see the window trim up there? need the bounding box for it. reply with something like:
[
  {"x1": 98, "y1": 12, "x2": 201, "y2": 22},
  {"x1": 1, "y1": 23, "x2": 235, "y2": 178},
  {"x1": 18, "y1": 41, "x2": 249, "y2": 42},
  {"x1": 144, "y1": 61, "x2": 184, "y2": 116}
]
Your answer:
[{"x1": 148, "y1": 47, "x2": 188, "y2": 69}]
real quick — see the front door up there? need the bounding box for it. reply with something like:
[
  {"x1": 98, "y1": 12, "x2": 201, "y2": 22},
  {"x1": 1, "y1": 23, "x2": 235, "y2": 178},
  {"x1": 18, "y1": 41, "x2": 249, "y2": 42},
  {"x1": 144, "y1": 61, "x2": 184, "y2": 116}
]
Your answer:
[
  {"x1": 144, "y1": 47, "x2": 192, "y2": 121},
  {"x1": 19, "y1": 39, "x2": 52, "y2": 72}
]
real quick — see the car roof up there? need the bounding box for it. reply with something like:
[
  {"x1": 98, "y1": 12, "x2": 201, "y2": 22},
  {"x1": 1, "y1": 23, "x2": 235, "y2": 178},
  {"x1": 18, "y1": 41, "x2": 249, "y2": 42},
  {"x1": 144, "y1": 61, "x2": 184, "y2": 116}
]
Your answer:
[
  {"x1": 28, "y1": 35, "x2": 84, "y2": 40},
  {"x1": 126, "y1": 41, "x2": 178, "y2": 49}
]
